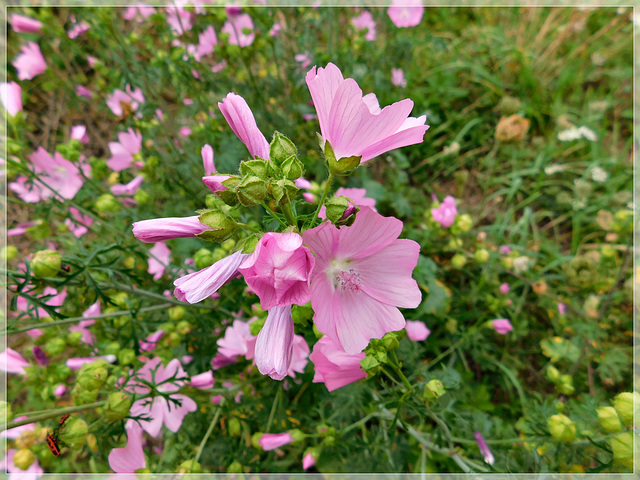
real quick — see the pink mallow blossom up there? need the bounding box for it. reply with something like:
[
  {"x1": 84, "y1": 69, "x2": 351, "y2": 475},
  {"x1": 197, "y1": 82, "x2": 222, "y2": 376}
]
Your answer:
[
  {"x1": 253, "y1": 306, "x2": 294, "y2": 380},
  {"x1": 13, "y1": 42, "x2": 47, "y2": 80},
  {"x1": 167, "y1": 5, "x2": 194, "y2": 35},
  {"x1": 391, "y1": 68, "x2": 407, "y2": 87},
  {"x1": 190, "y1": 371, "x2": 215, "y2": 389},
  {"x1": 0, "y1": 348, "x2": 30, "y2": 375},
  {"x1": 202, "y1": 144, "x2": 216, "y2": 175},
  {"x1": 405, "y1": 320, "x2": 430, "y2": 341},
  {"x1": 107, "y1": 129, "x2": 142, "y2": 171},
  {"x1": 132, "y1": 216, "x2": 212, "y2": 243},
  {"x1": 126, "y1": 357, "x2": 197, "y2": 437},
  {"x1": 309, "y1": 335, "x2": 366, "y2": 391},
  {"x1": 499, "y1": 283, "x2": 510, "y2": 294},
  {"x1": 306, "y1": 63, "x2": 428, "y2": 163},
  {"x1": 352, "y1": 10, "x2": 377, "y2": 41},
  {"x1": 65, "y1": 206, "x2": 93, "y2": 238},
  {"x1": 70, "y1": 125, "x2": 89, "y2": 144},
  {"x1": 106, "y1": 85, "x2": 145, "y2": 116},
  {"x1": 260, "y1": 432, "x2": 294, "y2": 451},
  {"x1": 431, "y1": 195, "x2": 457, "y2": 227},
  {"x1": 9, "y1": 148, "x2": 86, "y2": 203},
  {"x1": 239, "y1": 232, "x2": 315, "y2": 310},
  {"x1": 111, "y1": 175, "x2": 144, "y2": 197},
  {"x1": 10, "y1": 14, "x2": 43, "y2": 33},
  {"x1": 54, "y1": 384, "x2": 67, "y2": 397},
  {"x1": 148, "y1": 242, "x2": 171, "y2": 280},
  {"x1": 1, "y1": 449, "x2": 44, "y2": 480},
  {"x1": 1, "y1": 82, "x2": 23, "y2": 117},
  {"x1": 76, "y1": 85, "x2": 92, "y2": 98},
  {"x1": 222, "y1": 12, "x2": 255, "y2": 47},
  {"x1": 303, "y1": 207, "x2": 422, "y2": 354},
  {"x1": 108, "y1": 419, "x2": 146, "y2": 473},
  {"x1": 214, "y1": 319, "x2": 254, "y2": 367},
  {"x1": 491, "y1": 319, "x2": 513, "y2": 335},
  {"x1": 67, "y1": 16, "x2": 90, "y2": 39},
  {"x1": 218, "y1": 93, "x2": 270, "y2": 160},
  {"x1": 387, "y1": 0, "x2": 424, "y2": 28},
  {"x1": 69, "y1": 300, "x2": 99, "y2": 345},
  {"x1": 193, "y1": 25, "x2": 217, "y2": 60},
  {"x1": 139, "y1": 330, "x2": 165, "y2": 351},
  {"x1": 123, "y1": 4, "x2": 156, "y2": 22}
]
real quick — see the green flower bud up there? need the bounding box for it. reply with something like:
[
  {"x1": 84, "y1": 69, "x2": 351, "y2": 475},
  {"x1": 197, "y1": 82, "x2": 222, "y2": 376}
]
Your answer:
[
  {"x1": 168, "y1": 306, "x2": 186, "y2": 322},
  {"x1": 381, "y1": 332, "x2": 400, "y2": 350},
  {"x1": 178, "y1": 460, "x2": 202, "y2": 473},
  {"x1": 251, "y1": 432, "x2": 263, "y2": 449},
  {"x1": 104, "y1": 342, "x2": 121, "y2": 355},
  {"x1": 270, "y1": 178, "x2": 298, "y2": 206},
  {"x1": 197, "y1": 210, "x2": 238, "y2": 242},
  {"x1": 221, "y1": 238, "x2": 236, "y2": 251},
  {"x1": 66, "y1": 330, "x2": 83, "y2": 346},
  {"x1": 31, "y1": 250, "x2": 61, "y2": 278},
  {"x1": 498, "y1": 96, "x2": 522, "y2": 115},
  {"x1": 105, "y1": 392, "x2": 132, "y2": 421},
  {"x1": 547, "y1": 414, "x2": 576, "y2": 442},
  {"x1": 167, "y1": 332, "x2": 181, "y2": 346},
  {"x1": 451, "y1": 253, "x2": 467, "y2": 269},
  {"x1": 13, "y1": 449, "x2": 35, "y2": 470},
  {"x1": 240, "y1": 159, "x2": 270, "y2": 179},
  {"x1": 456, "y1": 214, "x2": 473, "y2": 233},
  {"x1": 270, "y1": 131, "x2": 298, "y2": 166},
  {"x1": 360, "y1": 354, "x2": 381, "y2": 373},
  {"x1": 546, "y1": 365, "x2": 560, "y2": 383},
  {"x1": 323, "y1": 140, "x2": 361, "y2": 176},
  {"x1": 218, "y1": 177, "x2": 241, "y2": 206},
  {"x1": 554, "y1": 401, "x2": 566, "y2": 413},
  {"x1": 227, "y1": 460, "x2": 244, "y2": 473},
  {"x1": 249, "y1": 318, "x2": 266, "y2": 337},
  {"x1": 557, "y1": 374, "x2": 574, "y2": 395},
  {"x1": 60, "y1": 418, "x2": 88, "y2": 448},
  {"x1": 474, "y1": 249, "x2": 490, "y2": 263},
  {"x1": 44, "y1": 338, "x2": 67, "y2": 356},
  {"x1": 236, "y1": 175, "x2": 268, "y2": 206},
  {"x1": 2, "y1": 245, "x2": 19, "y2": 261},
  {"x1": 95, "y1": 193, "x2": 121, "y2": 213},
  {"x1": 118, "y1": 348, "x2": 136, "y2": 366},
  {"x1": 447, "y1": 238, "x2": 462, "y2": 251},
  {"x1": 111, "y1": 292, "x2": 129, "y2": 309},
  {"x1": 424, "y1": 379, "x2": 446, "y2": 400},
  {"x1": 133, "y1": 189, "x2": 150, "y2": 205},
  {"x1": 610, "y1": 431, "x2": 634, "y2": 469},
  {"x1": 597, "y1": 406, "x2": 623, "y2": 433},
  {"x1": 445, "y1": 318, "x2": 458, "y2": 333},
  {"x1": 290, "y1": 428, "x2": 305, "y2": 441},
  {"x1": 87, "y1": 434, "x2": 98, "y2": 451},
  {"x1": 325, "y1": 195, "x2": 358, "y2": 227},
  {"x1": 228, "y1": 417, "x2": 242, "y2": 437},
  {"x1": 280, "y1": 155, "x2": 304, "y2": 181},
  {"x1": 613, "y1": 392, "x2": 639, "y2": 427},
  {"x1": 176, "y1": 320, "x2": 191, "y2": 335}
]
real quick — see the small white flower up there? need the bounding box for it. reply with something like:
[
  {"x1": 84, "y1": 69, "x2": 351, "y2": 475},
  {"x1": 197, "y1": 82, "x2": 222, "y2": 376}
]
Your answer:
[
  {"x1": 577, "y1": 126, "x2": 598, "y2": 141},
  {"x1": 558, "y1": 127, "x2": 582, "y2": 141},
  {"x1": 513, "y1": 256, "x2": 531, "y2": 274},
  {"x1": 545, "y1": 164, "x2": 566, "y2": 175},
  {"x1": 591, "y1": 167, "x2": 608, "y2": 183}
]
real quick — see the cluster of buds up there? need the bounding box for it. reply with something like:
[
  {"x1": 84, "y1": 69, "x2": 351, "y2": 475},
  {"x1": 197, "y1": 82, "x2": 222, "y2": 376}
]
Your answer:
[
  {"x1": 360, "y1": 331, "x2": 401, "y2": 376},
  {"x1": 546, "y1": 365, "x2": 574, "y2": 395},
  {"x1": 71, "y1": 360, "x2": 111, "y2": 404}
]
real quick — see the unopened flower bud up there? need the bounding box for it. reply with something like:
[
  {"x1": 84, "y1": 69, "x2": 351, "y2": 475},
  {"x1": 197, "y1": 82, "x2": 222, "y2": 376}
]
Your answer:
[
  {"x1": 497, "y1": 96, "x2": 522, "y2": 115},
  {"x1": 167, "y1": 332, "x2": 181, "y2": 346},
  {"x1": 95, "y1": 193, "x2": 121, "y2": 213},
  {"x1": 424, "y1": 379, "x2": 446, "y2": 400},
  {"x1": 178, "y1": 460, "x2": 202, "y2": 473},
  {"x1": 456, "y1": 214, "x2": 473, "y2": 232},
  {"x1": 474, "y1": 249, "x2": 490, "y2": 263},
  {"x1": 227, "y1": 460, "x2": 244, "y2": 473},
  {"x1": 270, "y1": 178, "x2": 299, "y2": 206},
  {"x1": 613, "y1": 392, "x2": 639, "y2": 427},
  {"x1": 546, "y1": 365, "x2": 560, "y2": 383},
  {"x1": 270, "y1": 131, "x2": 298, "y2": 166},
  {"x1": 118, "y1": 348, "x2": 136, "y2": 366},
  {"x1": 45, "y1": 338, "x2": 66, "y2": 356},
  {"x1": 236, "y1": 175, "x2": 268, "y2": 206},
  {"x1": 111, "y1": 292, "x2": 129, "y2": 308},
  {"x1": 557, "y1": 374, "x2": 574, "y2": 395},
  {"x1": 451, "y1": 253, "x2": 466, "y2": 269},
  {"x1": 597, "y1": 406, "x2": 623, "y2": 433},
  {"x1": 105, "y1": 392, "x2": 132, "y2": 421},
  {"x1": 13, "y1": 449, "x2": 35, "y2": 470},
  {"x1": 548, "y1": 414, "x2": 576, "y2": 442},
  {"x1": 325, "y1": 195, "x2": 358, "y2": 226},
  {"x1": 610, "y1": 431, "x2": 633, "y2": 469},
  {"x1": 280, "y1": 155, "x2": 304, "y2": 181},
  {"x1": 228, "y1": 417, "x2": 242, "y2": 437},
  {"x1": 31, "y1": 250, "x2": 61, "y2": 278},
  {"x1": 240, "y1": 159, "x2": 270, "y2": 179},
  {"x1": 59, "y1": 418, "x2": 88, "y2": 448},
  {"x1": 168, "y1": 306, "x2": 186, "y2": 322},
  {"x1": 251, "y1": 432, "x2": 263, "y2": 449},
  {"x1": 193, "y1": 248, "x2": 213, "y2": 269},
  {"x1": 176, "y1": 320, "x2": 191, "y2": 335},
  {"x1": 133, "y1": 189, "x2": 150, "y2": 205},
  {"x1": 86, "y1": 434, "x2": 98, "y2": 451},
  {"x1": 2, "y1": 245, "x2": 19, "y2": 261},
  {"x1": 197, "y1": 210, "x2": 238, "y2": 242}
]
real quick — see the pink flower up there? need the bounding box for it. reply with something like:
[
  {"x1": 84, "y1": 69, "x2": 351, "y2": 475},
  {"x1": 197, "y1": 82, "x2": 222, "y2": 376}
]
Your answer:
[
  {"x1": 108, "y1": 419, "x2": 146, "y2": 473},
  {"x1": 215, "y1": 319, "x2": 254, "y2": 363},
  {"x1": 179, "y1": 126, "x2": 192, "y2": 137},
  {"x1": 558, "y1": 303, "x2": 566, "y2": 315},
  {"x1": 54, "y1": 384, "x2": 67, "y2": 397},
  {"x1": 387, "y1": 0, "x2": 424, "y2": 28},
  {"x1": 124, "y1": 4, "x2": 156, "y2": 21},
  {"x1": 174, "y1": 250, "x2": 248, "y2": 304},
  {"x1": 133, "y1": 215, "x2": 212, "y2": 243},
  {"x1": 499, "y1": 245, "x2": 511, "y2": 254},
  {"x1": 218, "y1": 93, "x2": 270, "y2": 160},
  {"x1": 67, "y1": 18, "x2": 90, "y2": 39},
  {"x1": 222, "y1": 12, "x2": 255, "y2": 47},
  {"x1": 147, "y1": 242, "x2": 171, "y2": 281},
  {"x1": 309, "y1": 335, "x2": 366, "y2": 391},
  {"x1": 194, "y1": 25, "x2": 217, "y2": 60},
  {"x1": 491, "y1": 319, "x2": 513, "y2": 335},
  {"x1": 306, "y1": 63, "x2": 428, "y2": 163},
  {"x1": 66, "y1": 355, "x2": 116, "y2": 370},
  {"x1": 303, "y1": 450, "x2": 318, "y2": 470},
  {"x1": 70, "y1": 125, "x2": 89, "y2": 144},
  {"x1": 8, "y1": 220, "x2": 40, "y2": 236},
  {"x1": 303, "y1": 207, "x2": 422, "y2": 354},
  {"x1": 1, "y1": 449, "x2": 44, "y2": 479},
  {"x1": 13, "y1": 42, "x2": 47, "y2": 80},
  {"x1": 253, "y1": 306, "x2": 294, "y2": 380},
  {"x1": 0, "y1": 348, "x2": 30, "y2": 374},
  {"x1": 202, "y1": 175, "x2": 232, "y2": 196},
  {"x1": 126, "y1": 357, "x2": 197, "y2": 437},
  {"x1": 239, "y1": 232, "x2": 315, "y2": 310},
  {"x1": 64, "y1": 206, "x2": 93, "y2": 238},
  {"x1": 107, "y1": 129, "x2": 142, "y2": 171},
  {"x1": 319, "y1": 187, "x2": 377, "y2": 219},
  {"x1": 211, "y1": 60, "x2": 227, "y2": 73},
  {"x1": 295, "y1": 52, "x2": 312, "y2": 70},
  {"x1": 190, "y1": 371, "x2": 215, "y2": 389},
  {"x1": 288, "y1": 335, "x2": 310, "y2": 378},
  {"x1": 111, "y1": 175, "x2": 144, "y2": 197},
  {"x1": 352, "y1": 11, "x2": 377, "y2": 41},
  {"x1": 139, "y1": 330, "x2": 165, "y2": 351},
  {"x1": 76, "y1": 85, "x2": 92, "y2": 98},
  {"x1": 1, "y1": 82, "x2": 23, "y2": 117},
  {"x1": 260, "y1": 432, "x2": 294, "y2": 451},
  {"x1": 106, "y1": 85, "x2": 144, "y2": 116},
  {"x1": 474, "y1": 432, "x2": 495, "y2": 465},
  {"x1": 269, "y1": 23, "x2": 282, "y2": 36},
  {"x1": 69, "y1": 300, "x2": 99, "y2": 345},
  {"x1": 202, "y1": 144, "x2": 215, "y2": 175},
  {"x1": 499, "y1": 283, "x2": 510, "y2": 294},
  {"x1": 15, "y1": 286, "x2": 67, "y2": 333},
  {"x1": 166, "y1": 5, "x2": 194, "y2": 34},
  {"x1": 9, "y1": 148, "x2": 85, "y2": 203},
  {"x1": 295, "y1": 177, "x2": 312, "y2": 190},
  {"x1": 1, "y1": 417, "x2": 34, "y2": 439},
  {"x1": 405, "y1": 320, "x2": 430, "y2": 341},
  {"x1": 391, "y1": 68, "x2": 407, "y2": 87},
  {"x1": 10, "y1": 14, "x2": 43, "y2": 33},
  {"x1": 431, "y1": 195, "x2": 457, "y2": 227},
  {"x1": 32, "y1": 346, "x2": 48, "y2": 366}
]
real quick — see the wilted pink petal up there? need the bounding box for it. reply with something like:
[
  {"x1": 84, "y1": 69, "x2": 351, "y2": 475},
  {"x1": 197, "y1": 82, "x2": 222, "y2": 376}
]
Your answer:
[
  {"x1": 491, "y1": 319, "x2": 513, "y2": 335},
  {"x1": 108, "y1": 419, "x2": 146, "y2": 473},
  {"x1": 132, "y1": 216, "x2": 211, "y2": 243},
  {"x1": 388, "y1": 0, "x2": 424, "y2": 27},
  {"x1": 10, "y1": 14, "x2": 43, "y2": 33},
  {"x1": 147, "y1": 242, "x2": 171, "y2": 280},
  {"x1": 1, "y1": 82, "x2": 23, "y2": 117},
  {"x1": 190, "y1": 371, "x2": 215, "y2": 389},
  {"x1": 0, "y1": 348, "x2": 30, "y2": 374},
  {"x1": 218, "y1": 93, "x2": 270, "y2": 160},
  {"x1": 13, "y1": 42, "x2": 47, "y2": 80},
  {"x1": 260, "y1": 432, "x2": 294, "y2": 451},
  {"x1": 32, "y1": 346, "x2": 48, "y2": 366},
  {"x1": 405, "y1": 320, "x2": 430, "y2": 341}
]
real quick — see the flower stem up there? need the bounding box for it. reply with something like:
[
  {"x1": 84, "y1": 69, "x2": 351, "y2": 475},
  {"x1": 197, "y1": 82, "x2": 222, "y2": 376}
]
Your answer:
[
  {"x1": 281, "y1": 203, "x2": 297, "y2": 227},
  {"x1": 261, "y1": 201, "x2": 287, "y2": 228},
  {"x1": 4, "y1": 401, "x2": 107, "y2": 432},
  {"x1": 310, "y1": 173, "x2": 334, "y2": 227},
  {"x1": 236, "y1": 222, "x2": 260, "y2": 233},
  {"x1": 193, "y1": 404, "x2": 223, "y2": 465}
]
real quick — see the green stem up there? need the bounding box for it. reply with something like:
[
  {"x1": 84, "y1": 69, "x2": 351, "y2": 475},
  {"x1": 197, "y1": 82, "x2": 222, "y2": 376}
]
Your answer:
[
  {"x1": 236, "y1": 222, "x2": 260, "y2": 233},
  {"x1": 281, "y1": 203, "x2": 297, "y2": 227},
  {"x1": 310, "y1": 173, "x2": 334, "y2": 227},
  {"x1": 390, "y1": 351, "x2": 413, "y2": 391},
  {"x1": 341, "y1": 412, "x2": 378, "y2": 435},
  {"x1": 265, "y1": 387, "x2": 282, "y2": 433},
  {"x1": 4, "y1": 401, "x2": 106, "y2": 432},
  {"x1": 261, "y1": 201, "x2": 287, "y2": 228},
  {"x1": 194, "y1": 405, "x2": 223, "y2": 465}
]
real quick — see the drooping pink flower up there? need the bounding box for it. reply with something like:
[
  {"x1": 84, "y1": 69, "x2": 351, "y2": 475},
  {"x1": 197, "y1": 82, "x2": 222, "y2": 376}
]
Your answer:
[
  {"x1": 111, "y1": 175, "x2": 144, "y2": 197},
  {"x1": 202, "y1": 144, "x2": 215, "y2": 175},
  {"x1": 352, "y1": 10, "x2": 377, "y2": 41},
  {"x1": 140, "y1": 330, "x2": 165, "y2": 351},
  {"x1": 108, "y1": 419, "x2": 146, "y2": 473},
  {"x1": 309, "y1": 335, "x2": 366, "y2": 391},
  {"x1": 13, "y1": 42, "x2": 47, "y2": 80},
  {"x1": 474, "y1": 432, "x2": 495, "y2": 465},
  {"x1": 174, "y1": 250, "x2": 248, "y2": 304},
  {"x1": 132, "y1": 216, "x2": 212, "y2": 243},
  {"x1": 10, "y1": 14, "x2": 43, "y2": 33},
  {"x1": 167, "y1": 5, "x2": 194, "y2": 35},
  {"x1": 387, "y1": 0, "x2": 424, "y2": 28},
  {"x1": 106, "y1": 85, "x2": 145, "y2": 116},
  {"x1": 65, "y1": 206, "x2": 94, "y2": 238},
  {"x1": 147, "y1": 242, "x2": 171, "y2": 281},
  {"x1": 1, "y1": 82, "x2": 23, "y2": 117},
  {"x1": 107, "y1": 129, "x2": 142, "y2": 171},
  {"x1": 306, "y1": 63, "x2": 428, "y2": 163},
  {"x1": 405, "y1": 320, "x2": 430, "y2": 341},
  {"x1": 123, "y1": 4, "x2": 156, "y2": 22},
  {"x1": 8, "y1": 220, "x2": 41, "y2": 236},
  {"x1": 253, "y1": 306, "x2": 294, "y2": 380},
  {"x1": 190, "y1": 371, "x2": 215, "y2": 389},
  {"x1": 66, "y1": 355, "x2": 116, "y2": 370},
  {"x1": 431, "y1": 195, "x2": 457, "y2": 227},
  {"x1": 1, "y1": 449, "x2": 44, "y2": 479},
  {"x1": 67, "y1": 16, "x2": 90, "y2": 39},
  {"x1": 391, "y1": 68, "x2": 407, "y2": 87},
  {"x1": 239, "y1": 232, "x2": 315, "y2": 310},
  {"x1": 76, "y1": 84, "x2": 92, "y2": 98},
  {"x1": 303, "y1": 207, "x2": 422, "y2": 354},
  {"x1": 69, "y1": 300, "x2": 99, "y2": 345},
  {"x1": 499, "y1": 283, "x2": 510, "y2": 294},
  {"x1": 0, "y1": 348, "x2": 30, "y2": 375},
  {"x1": 491, "y1": 319, "x2": 513, "y2": 335},
  {"x1": 319, "y1": 187, "x2": 377, "y2": 219},
  {"x1": 9, "y1": 148, "x2": 85, "y2": 203},
  {"x1": 222, "y1": 12, "x2": 255, "y2": 47},
  {"x1": 260, "y1": 432, "x2": 294, "y2": 451},
  {"x1": 218, "y1": 93, "x2": 270, "y2": 160},
  {"x1": 126, "y1": 357, "x2": 197, "y2": 437}
]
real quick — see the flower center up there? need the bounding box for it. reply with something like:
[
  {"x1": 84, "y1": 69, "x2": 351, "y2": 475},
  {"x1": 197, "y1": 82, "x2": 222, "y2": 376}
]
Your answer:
[{"x1": 335, "y1": 269, "x2": 362, "y2": 292}]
